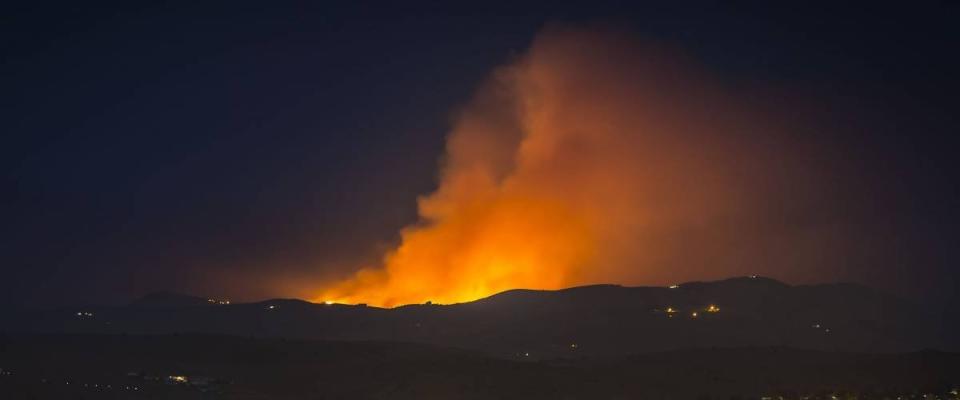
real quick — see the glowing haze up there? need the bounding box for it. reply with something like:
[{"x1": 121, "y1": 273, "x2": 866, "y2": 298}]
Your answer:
[{"x1": 317, "y1": 26, "x2": 837, "y2": 307}]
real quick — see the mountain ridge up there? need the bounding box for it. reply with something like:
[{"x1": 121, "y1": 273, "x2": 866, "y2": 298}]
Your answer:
[{"x1": 2, "y1": 276, "x2": 950, "y2": 357}]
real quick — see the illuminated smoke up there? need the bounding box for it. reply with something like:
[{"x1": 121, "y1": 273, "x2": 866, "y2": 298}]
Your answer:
[{"x1": 318, "y1": 26, "x2": 833, "y2": 307}]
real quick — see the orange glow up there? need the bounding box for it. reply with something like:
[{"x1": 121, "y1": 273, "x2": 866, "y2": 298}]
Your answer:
[
  {"x1": 315, "y1": 26, "x2": 832, "y2": 307},
  {"x1": 318, "y1": 196, "x2": 596, "y2": 306}
]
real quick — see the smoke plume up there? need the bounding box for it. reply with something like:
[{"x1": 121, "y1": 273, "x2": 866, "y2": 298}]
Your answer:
[{"x1": 318, "y1": 26, "x2": 838, "y2": 307}]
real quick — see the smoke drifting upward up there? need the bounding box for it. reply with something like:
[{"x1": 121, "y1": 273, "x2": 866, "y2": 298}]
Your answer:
[{"x1": 318, "y1": 26, "x2": 841, "y2": 307}]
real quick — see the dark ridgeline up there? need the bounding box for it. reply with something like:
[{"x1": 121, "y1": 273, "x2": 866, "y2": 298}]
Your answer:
[
  {"x1": 1, "y1": 277, "x2": 948, "y2": 358},
  {"x1": 128, "y1": 291, "x2": 213, "y2": 309},
  {"x1": 1, "y1": 277, "x2": 958, "y2": 399}
]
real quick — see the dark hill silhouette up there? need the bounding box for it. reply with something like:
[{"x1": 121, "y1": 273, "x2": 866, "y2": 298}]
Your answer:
[
  {"x1": 129, "y1": 291, "x2": 212, "y2": 309},
  {"x1": 2, "y1": 277, "x2": 948, "y2": 358}
]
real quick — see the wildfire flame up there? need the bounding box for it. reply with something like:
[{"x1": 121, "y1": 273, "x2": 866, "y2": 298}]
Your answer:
[{"x1": 316, "y1": 26, "x2": 828, "y2": 307}]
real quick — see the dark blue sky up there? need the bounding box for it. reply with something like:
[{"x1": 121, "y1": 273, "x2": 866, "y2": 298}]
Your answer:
[{"x1": 2, "y1": 2, "x2": 958, "y2": 307}]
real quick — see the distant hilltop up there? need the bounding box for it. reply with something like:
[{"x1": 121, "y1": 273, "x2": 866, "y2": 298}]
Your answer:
[
  {"x1": 130, "y1": 276, "x2": 837, "y2": 308},
  {"x1": 129, "y1": 291, "x2": 213, "y2": 309},
  {"x1": 2, "y1": 276, "x2": 950, "y2": 358}
]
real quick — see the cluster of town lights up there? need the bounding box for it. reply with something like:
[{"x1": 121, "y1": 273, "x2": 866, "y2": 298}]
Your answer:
[{"x1": 662, "y1": 304, "x2": 720, "y2": 318}]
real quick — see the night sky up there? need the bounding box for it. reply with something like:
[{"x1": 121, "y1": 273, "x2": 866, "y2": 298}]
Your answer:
[{"x1": 2, "y1": 3, "x2": 958, "y2": 312}]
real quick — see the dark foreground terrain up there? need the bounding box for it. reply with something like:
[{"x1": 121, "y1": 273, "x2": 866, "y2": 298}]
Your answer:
[
  {"x1": 1, "y1": 334, "x2": 958, "y2": 400},
  {"x1": 4, "y1": 277, "x2": 952, "y2": 359},
  {"x1": 3, "y1": 278, "x2": 957, "y2": 398}
]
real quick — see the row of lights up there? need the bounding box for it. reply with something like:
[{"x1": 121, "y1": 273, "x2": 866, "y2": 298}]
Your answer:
[
  {"x1": 75, "y1": 382, "x2": 141, "y2": 391},
  {"x1": 24, "y1": 379, "x2": 143, "y2": 392},
  {"x1": 762, "y1": 391, "x2": 959, "y2": 400},
  {"x1": 518, "y1": 343, "x2": 581, "y2": 358},
  {"x1": 663, "y1": 304, "x2": 720, "y2": 318}
]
